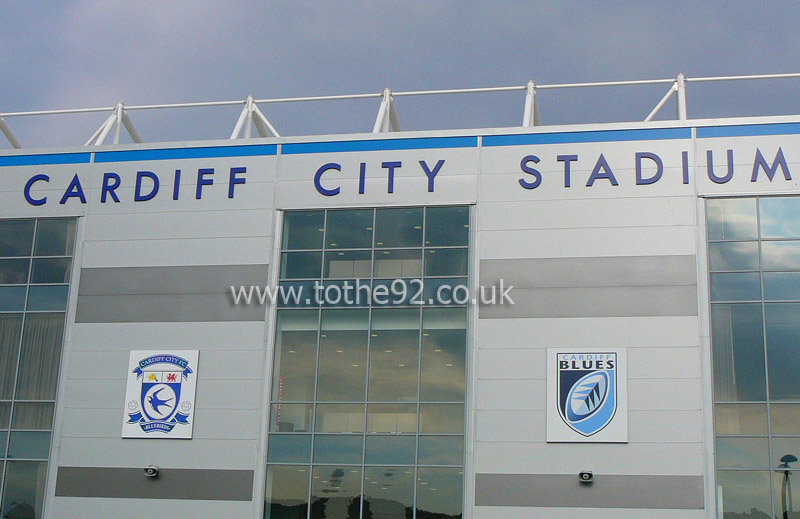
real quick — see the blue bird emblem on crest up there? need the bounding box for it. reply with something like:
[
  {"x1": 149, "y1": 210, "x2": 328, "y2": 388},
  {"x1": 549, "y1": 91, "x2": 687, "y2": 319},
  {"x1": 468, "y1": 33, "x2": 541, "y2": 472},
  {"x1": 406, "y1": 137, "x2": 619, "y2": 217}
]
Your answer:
[{"x1": 557, "y1": 352, "x2": 617, "y2": 437}]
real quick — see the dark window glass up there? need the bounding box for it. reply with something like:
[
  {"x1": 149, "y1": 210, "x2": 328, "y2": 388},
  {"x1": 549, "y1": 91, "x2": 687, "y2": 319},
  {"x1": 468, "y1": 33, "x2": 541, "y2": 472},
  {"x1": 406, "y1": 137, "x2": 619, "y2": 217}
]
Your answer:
[
  {"x1": 420, "y1": 404, "x2": 464, "y2": 434},
  {"x1": 282, "y1": 211, "x2": 324, "y2": 250},
  {"x1": 416, "y1": 467, "x2": 463, "y2": 519},
  {"x1": 324, "y1": 250, "x2": 371, "y2": 279},
  {"x1": 710, "y1": 273, "x2": 762, "y2": 301},
  {"x1": 280, "y1": 252, "x2": 322, "y2": 279},
  {"x1": 364, "y1": 436, "x2": 415, "y2": 465},
  {"x1": 7, "y1": 432, "x2": 50, "y2": 459},
  {"x1": 421, "y1": 308, "x2": 467, "y2": 402},
  {"x1": 707, "y1": 198, "x2": 757, "y2": 241},
  {"x1": 26, "y1": 285, "x2": 68, "y2": 311},
  {"x1": 264, "y1": 465, "x2": 309, "y2": 519},
  {"x1": 764, "y1": 272, "x2": 800, "y2": 300},
  {"x1": 708, "y1": 242, "x2": 759, "y2": 272},
  {"x1": 0, "y1": 221, "x2": 34, "y2": 257},
  {"x1": 771, "y1": 438, "x2": 800, "y2": 469},
  {"x1": 371, "y1": 279, "x2": 420, "y2": 307},
  {"x1": 425, "y1": 248, "x2": 468, "y2": 277},
  {"x1": 0, "y1": 402, "x2": 10, "y2": 429},
  {"x1": 30, "y1": 258, "x2": 71, "y2": 284},
  {"x1": 0, "y1": 432, "x2": 6, "y2": 456},
  {"x1": 762, "y1": 241, "x2": 800, "y2": 271},
  {"x1": 326, "y1": 210, "x2": 373, "y2": 249},
  {"x1": 375, "y1": 208, "x2": 423, "y2": 248},
  {"x1": 715, "y1": 437, "x2": 770, "y2": 468},
  {"x1": 760, "y1": 197, "x2": 800, "y2": 238},
  {"x1": 312, "y1": 435, "x2": 362, "y2": 465},
  {"x1": 317, "y1": 310, "x2": 368, "y2": 401},
  {"x1": 418, "y1": 436, "x2": 463, "y2": 466},
  {"x1": 368, "y1": 309, "x2": 419, "y2": 402},
  {"x1": 424, "y1": 278, "x2": 468, "y2": 306},
  {"x1": 765, "y1": 303, "x2": 800, "y2": 401},
  {"x1": 366, "y1": 404, "x2": 416, "y2": 433},
  {"x1": 0, "y1": 461, "x2": 48, "y2": 519},
  {"x1": 33, "y1": 219, "x2": 76, "y2": 256},
  {"x1": 773, "y1": 466, "x2": 800, "y2": 519},
  {"x1": 714, "y1": 404, "x2": 768, "y2": 435},
  {"x1": 0, "y1": 287, "x2": 26, "y2": 312},
  {"x1": 11, "y1": 403, "x2": 54, "y2": 430},
  {"x1": 0, "y1": 314, "x2": 23, "y2": 399},
  {"x1": 271, "y1": 310, "x2": 318, "y2": 402},
  {"x1": 0, "y1": 259, "x2": 29, "y2": 284},
  {"x1": 425, "y1": 207, "x2": 469, "y2": 247},
  {"x1": 711, "y1": 304, "x2": 766, "y2": 401},
  {"x1": 770, "y1": 404, "x2": 800, "y2": 435},
  {"x1": 277, "y1": 281, "x2": 319, "y2": 308},
  {"x1": 269, "y1": 403, "x2": 312, "y2": 433},
  {"x1": 373, "y1": 249, "x2": 422, "y2": 278},
  {"x1": 319, "y1": 279, "x2": 371, "y2": 308},
  {"x1": 716, "y1": 470, "x2": 772, "y2": 519},
  {"x1": 314, "y1": 404, "x2": 364, "y2": 433},
  {"x1": 362, "y1": 467, "x2": 414, "y2": 519},
  {"x1": 310, "y1": 466, "x2": 361, "y2": 519},
  {"x1": 266, "y1": 434, "x2": 311, "y2": 463}
]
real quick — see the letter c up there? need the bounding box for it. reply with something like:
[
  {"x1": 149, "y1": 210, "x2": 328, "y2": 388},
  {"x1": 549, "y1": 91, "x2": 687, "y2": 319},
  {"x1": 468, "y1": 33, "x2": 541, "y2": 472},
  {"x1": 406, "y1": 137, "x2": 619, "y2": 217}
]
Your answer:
[
  {"x1": 24, "y1": 174, "x2": 49, "y2": 206},
  {"x1": 314, "y1": 163, "x2": 341, "y2": 196}
]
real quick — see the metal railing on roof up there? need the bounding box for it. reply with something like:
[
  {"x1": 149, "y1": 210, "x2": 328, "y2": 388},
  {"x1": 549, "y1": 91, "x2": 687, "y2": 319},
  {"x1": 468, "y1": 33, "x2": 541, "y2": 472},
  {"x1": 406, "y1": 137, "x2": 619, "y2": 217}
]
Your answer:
[{"x1": 1, "y1": 72, "x2": 799, "y2": 149}]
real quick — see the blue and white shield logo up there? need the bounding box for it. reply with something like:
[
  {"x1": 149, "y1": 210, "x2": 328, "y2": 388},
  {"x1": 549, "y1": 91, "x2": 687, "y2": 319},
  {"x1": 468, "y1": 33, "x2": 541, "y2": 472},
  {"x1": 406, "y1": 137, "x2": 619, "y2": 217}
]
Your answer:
[
  {"x1": 127, "y1": 354, "x2": 194, "y2": 434},
  {"x1": 557, "y1": 352, "x2": 617, "y2": 437}
]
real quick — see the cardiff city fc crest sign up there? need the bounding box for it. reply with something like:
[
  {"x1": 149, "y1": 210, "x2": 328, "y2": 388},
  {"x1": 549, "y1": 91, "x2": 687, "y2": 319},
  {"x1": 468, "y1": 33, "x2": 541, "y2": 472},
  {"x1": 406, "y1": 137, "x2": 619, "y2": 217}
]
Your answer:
[
  {"x1": 122, "y1": 350, "x2": 199, "y2": 439},
  {"x1": 546, "y1": 348, "x2": 627, "y2": 443}
]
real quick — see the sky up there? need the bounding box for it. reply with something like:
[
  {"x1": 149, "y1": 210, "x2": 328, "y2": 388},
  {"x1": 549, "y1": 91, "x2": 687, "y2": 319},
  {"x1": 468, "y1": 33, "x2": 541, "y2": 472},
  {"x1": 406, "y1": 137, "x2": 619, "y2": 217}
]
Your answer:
[{"x1": 1, "y1": 1, "x2": 799, "y2": 149}]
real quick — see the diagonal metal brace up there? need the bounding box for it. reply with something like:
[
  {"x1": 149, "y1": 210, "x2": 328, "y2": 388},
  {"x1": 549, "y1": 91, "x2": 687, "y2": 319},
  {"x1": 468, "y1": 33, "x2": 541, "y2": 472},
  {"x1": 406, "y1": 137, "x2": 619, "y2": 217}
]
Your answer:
[
  {"x1": 85, "y1": 103, "x2": 142, "y2": 145},
  {"x1": 0, "y1": 110, "x2": 22, "y2": 148},
  {"x1": 230, "y1": 95, "x2": 280, "y2": 139}
]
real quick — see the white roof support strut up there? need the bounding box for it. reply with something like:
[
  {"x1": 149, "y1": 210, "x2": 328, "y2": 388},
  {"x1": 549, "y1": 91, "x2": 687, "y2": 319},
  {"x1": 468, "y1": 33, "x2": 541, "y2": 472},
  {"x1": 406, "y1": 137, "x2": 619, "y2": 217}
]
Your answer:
[
  {"x1": 0, "y1": 111, "x2": 22, "y2": 149},
  {"x1": 644, "y1": 73, "x2": 689, "y2": 122},
  {"x1": 522, "y1": 80, "x2": 541, "y2": 127},
  {"x1": 373, "y1": 88, "x2": 401, "y2": 133},
  {"x1": 85, "y1": 103, "x2": 143, "y2": 146},
  {"x1": 230, "y1": 95, "x2": 280, "y2": 139}
]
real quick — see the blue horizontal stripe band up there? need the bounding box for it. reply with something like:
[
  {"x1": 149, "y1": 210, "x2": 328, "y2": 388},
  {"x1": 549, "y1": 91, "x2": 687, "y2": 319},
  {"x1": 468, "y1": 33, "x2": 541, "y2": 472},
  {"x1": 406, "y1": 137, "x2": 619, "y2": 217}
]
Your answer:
[
  {"x1": 0, "y1": 152, "x2": 91, "y2": 167},
  {"x1": 483, "y1": 127, "x2": 691, "y2": 147},
  {"x1": 696, "y1": 122, "x2": 800, "y2": 139},
  {"x1": 94, "y1": 144, "x2": 277, "y2": 163},
  {"x1": 282, "y1": 136, "x2": 478, "y2": 154}
]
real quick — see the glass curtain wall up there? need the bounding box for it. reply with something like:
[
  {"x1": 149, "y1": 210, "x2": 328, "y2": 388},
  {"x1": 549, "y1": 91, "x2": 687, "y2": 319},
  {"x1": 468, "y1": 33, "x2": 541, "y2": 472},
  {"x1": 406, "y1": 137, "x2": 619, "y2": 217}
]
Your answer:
[
  {"x1": 265, "y1": 207, "x2": 469, "y2": 519},
  {"x1": 708, "y1": 197, "x2": 800, "y2": 519},
  {"x1": 0, "y1": 218, "x2": 76, "y2": 518}
]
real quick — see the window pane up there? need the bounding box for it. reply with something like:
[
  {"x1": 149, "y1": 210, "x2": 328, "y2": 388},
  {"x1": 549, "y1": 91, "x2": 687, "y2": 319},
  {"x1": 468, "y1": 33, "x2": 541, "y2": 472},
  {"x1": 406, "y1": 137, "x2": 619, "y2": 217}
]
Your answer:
[
  {"x1": 15, "y1": 313, "x2": 64, "y2": 400},
  {"x1": 374, "y1": 249, "x2": 422, "y2": 278},
  {"x1": 271, "y1": 310, "x2": 318, "y2": 402},
  {"x1": 368, "y1": 309, "x2": 419, "y2": 402},
  {"x1": 0, "y1": 314, "x2": 23, "y2": 399},
  {"x1": 716, "y1": 437, "x2": 769, "y2": 468},
  {"x1": 11, "y1": 403, "x2": 54, "y2": 430},
  {"x1": 425, "y1": 248, "x2": 468, "y2": 277},
  {"x1": 33, "y1": 219, "x2": 76, "y2": 256},
  {"x1": 0, "y1": 259, "x2": 29, "y2": 284},
  {"x1": 416, "y1": 467, "x2": 463, "y2": 519},
  {"x1": 0, "y1": 461, "x2": 48, "y2": 519},
  {"x1": 324, "y1": 250, "x2": 371, "y2": 279},
  {"x1": 424, "y1": 278, "x2": 468, "y2": 306},
  {"x1": 773, "y1": 467, "x2": 800, "y2": 519},
  {"x1": 0, "y1": 431, "x2": 6, "y2": 455},
  {"x1": 765, "y1": 303, "x2": 800, "y2": 401},
  {"x1": 282, "y1": 211, "x2": 324, "y2": 250},
  {"x1": 762, "y1": 241, "x2": 800, "y2": 271},
  {"x1": 317, "y1": 310, "x2": 368, "y2": 401},
  {"x1": 26, "y1": 285, "x2": 68, "y2": 311},
  {"x1": 315, "y1": 404, "x2": 364, "y2": 433},
  {"x1": 425, "y1": 207, "x2": 469, "y2": 247},
  {"x1": 710, "y1": 273, "x2": 761, "y2": 301},
  {"x1": 280, "y1": 252, "x2": 322, "y2": 279},
  {"x1": 0, "y1": 402, "x2": 10, "y2": 429},
  {"x1": 320, "y1": 279, "x2": 371, "y2": 308},
  {"x1": 365, "y1": 436, "x2": 415, "y2": 465},
  {"x1": 269, "y1": 403, "x2": 312, "y2": 432},
  {"x1": 326, "y1": 209, "x2": 373, "y2": 249},
  {"x1": 375, "y1": 208, "x2": 423, "y2": 248},
  {"x1": 716, "y1": 470, "x2": 772, "y2": 518},
  {"x1": 7, "y1": 432, "x2": 50, "y2": 459},
  {"x1": 30, "y1": 258, "x2": 71, "y2": 284},
  {"x1": 264, "y1": 465, "x2": 309, "y2": 519},
  {"x1": 0, "y1": 287, "x2": 26, "y2": 312},
  {"x1": 363, "y1": 467, "x2": 414, "y2": 519},
  {"x1": 711, "y1": 304, "x2": 766, "y2": 401},
  {"x1": 310, "y1": 466, "x2": 361, "y2": 519},
  {"x1": 772, "y1": 438, "x2": 800, "y2": 468},
  {"x1": 714, "y1": 404, "x2": 768, "y2": 435},
  {"x1": 267, "y1": 434, "x2": 311, "y2": 463},
  {"x1": 277, "y1": 281, "x2": 318, "y2": 308},
  {"x1": 760, "y1": 197, "x2": 800, "y2": 238},
  {"x1": 764, "y1": 272, "x2": 800, "y2": 300},
  {"x1": 707, "y1": 198, "x2": 757, "y2": 241},
  {"x1": 312, "y1": 434, "x2": 362, "y2": 465},
  {"x1": 418, "y1": 436, "x2": 463, "y2": 466},
  {"x1": 708, "y1": 242, "x2": 759, "y2": 271},
  {"x1": 371, "y1": 279, "x2": 420, "y2": 307},
  {"x1": 420, "y1": 404, "x2": 464, "y2": 434},
  {"x1": 771, "y1": 404, "x2": 800, "y2": 435},
  {"x1": 421, "y1": 308, "x2": 467, "y2": 402},
  {"x1": 367, "y1": 404, "x2": 416, "y2": 433},
  {"x1": 0, "y1": 221, "x2": 35, "y2": 257}
]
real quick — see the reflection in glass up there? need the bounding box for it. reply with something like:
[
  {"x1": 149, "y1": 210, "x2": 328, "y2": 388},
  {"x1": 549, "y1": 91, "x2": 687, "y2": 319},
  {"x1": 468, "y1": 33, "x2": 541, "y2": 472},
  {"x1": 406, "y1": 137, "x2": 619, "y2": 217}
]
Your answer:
[
  {"x1": 425, "y1": 248, "x2": 469, "y2": 277},
  {"x1": 282, "y1": 210, "x2": 324, "y2": 250},
  {"x1": 765, "y1": 304, "x2": 800, "y2": 401},
  {"x1": 269, "y1": 404, "x2": 312, "y2": 432},
  {"x1": 326, "y1": 210, "x2": 373, "y2": 249},
  {"x1": 363, "y1": 467, "x2": 414, "y2": 519},
  {"x1": 266, "y1": 434, "x2": 311, "y2": 463},
  {"x1": 717, "y1": 470, "x2": 772, "y2": 519},
  {"x1": 264, "y1": 465, "x2": 309, "y2": 519},
  {"x1": 420, "y1": 404, "x2": 464, "y2": 434},
  {"x1": 315, "y1": 404, "x2": 364, "y2": 433},
  {"x1": 33, "y1": 219, "x2": 76, "y2": 256},
  {"x1": 0, "y1": 287, "x2": 27, "y2": 312},
  {"x1": 711, "y1": 304, "x2": 766, "y2": 402},
  {"x1": 7, "y1": 432, "x2": 50, "y2": 459},
  {"x1": 0, "y1": 461, "x2": 47, "y2": 519},
  {"x1": 312, "y1": 435, "x2": 362, "y2": 465},
  {"x1": 365, "y1": 436, "x2": 415, "y2": 465},
  {"x1": 760, "y1": 197, "x2": 800, "y2": 238},
  {"x1": 0, "y1": 402, "x2": 10, "y2": 429},
  {"x1": 708, "y1": 242, "x2": 759, "y2": 272},
  {"x1": 30, "y1": 258, "x2": 71, "y2": 284},
  {"x1": 0, "y1": 221, "x2": 35, "y2": 257},
  {"x1": 324, "y1": 250, "x2": 371, "y2": 278},
  {"x1": 715, "y1": 437, "x2": 770, "y2": 468},
  {"x1": 714, "y1": 404, "x2": 768, "y2": 435},
  {"x1": 771, "y1": 404, "x2": 800, "y2": 435},
  {"x1": 771, "y1": 438, "x2": 800, "y2": 469},
  {"x1": 425, "y1": 207, "x2": 469, "y2": 247},
  {"x1": 367, "y1": 404, "x2": 416, "y2": 433},
  {"x1": 280, "y1": 252, "x2": 322, "y2": 279},
  {"x1": 26, "y1": 285, "x2": 68, "y2": 311},
  {"x1": 418, "y1": 436, "x2": 463, "y2": 466},
  {"x1": 310, "y1": 465, "x2": 361, "y2": 519},
  {"x1": 374, "y1": 249, "x2": 422, "y2": 278},
  {"x1": 368, "y1": 309, "x2": 419, "y2": 402},
  {"x1": 0, "y1": 314, "x2": 23, "y2": 399},
  {"x1": 0, "y1": 259, "x2": 29, "y2": 284},
  {"x1": 416, "y1": 467, "x2": 463, "y2": 519},
  {"x1": 271, "y1": 311, "x2": 318, "y2": 402},
  {"x1": 762, "y1": 241, "x2": 800, "y2": 271},
  {"x1": 710, "y1": 273, "x2": 762, "y2": 301},
  {"x1": 11, "y1": 403, "x2": 54, "y2": 430},
  {"x1": 375, "y1": 207, "x2": 423, "y2": 248},
  {"x1": 317, "y1": 310, "x2": 368, "y2": 401},
  {"x1": 764, "y1": 272, "x2": 800, "y2": 300},
  {"x1": 421, "y1": 308, "x2": 467, "y2": 402},
  {"x1": 707, "y1": 198, "x2": 758, "y2": 241},
  {"x1": 16, "y1": 313, "x2": 64, "y2": 400}
]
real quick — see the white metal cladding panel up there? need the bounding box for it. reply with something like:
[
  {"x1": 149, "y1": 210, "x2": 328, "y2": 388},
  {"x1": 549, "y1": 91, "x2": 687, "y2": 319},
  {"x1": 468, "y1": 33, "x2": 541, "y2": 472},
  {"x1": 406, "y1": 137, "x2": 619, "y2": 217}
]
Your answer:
[
  {"x1": 49, "y1": 497, "x2": 254, "y2": 519},
  {"x1": 472, "y1": 506, "x2": 705, "y2": 519},
  {"x1": 69, "y1": 322, "x2": 267, "y2": 351}
]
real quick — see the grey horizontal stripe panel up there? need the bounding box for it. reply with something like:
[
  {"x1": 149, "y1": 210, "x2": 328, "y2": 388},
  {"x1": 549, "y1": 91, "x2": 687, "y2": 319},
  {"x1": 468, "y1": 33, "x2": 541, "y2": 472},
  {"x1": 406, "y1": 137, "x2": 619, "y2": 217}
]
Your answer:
[
  {"x1": 474, "y1": 473, "x2": 704, "y2": 509},
  {"x1": 479, "y1": 255, "x2": 697, "y2": 289},
  {"x1": 55, "y1": 467, "x2": 253, "y2": 501},
  {"x1": 479, "y1": 285, "x2": 698, "y2": 319}
]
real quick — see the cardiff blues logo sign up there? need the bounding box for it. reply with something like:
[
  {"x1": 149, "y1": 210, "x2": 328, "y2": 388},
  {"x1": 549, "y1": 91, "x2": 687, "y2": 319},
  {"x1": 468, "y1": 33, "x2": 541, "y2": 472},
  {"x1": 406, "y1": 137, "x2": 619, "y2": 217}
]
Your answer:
[
  {"x1": 547, "y1": 348, "x2": 627, "y2": 443},
  {"x1": 122, "y1": 350, "x2": 199, "y2": 439}
]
